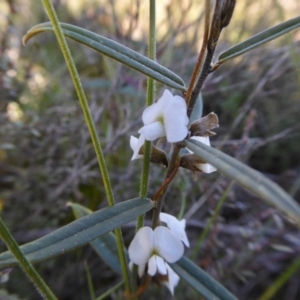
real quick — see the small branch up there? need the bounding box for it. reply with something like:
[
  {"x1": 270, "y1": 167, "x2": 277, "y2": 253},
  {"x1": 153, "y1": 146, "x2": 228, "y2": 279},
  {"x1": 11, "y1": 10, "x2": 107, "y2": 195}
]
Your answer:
[
  {"x1": 151, "y1": 144, "x2": 181, "y2": 228},
  {"x1": 185, "y1": 0, "x2": 211, "y2": 106},
  {"x1": 187, "y1": 50, "x2": 214, "y2": 118},
  {"x1": 187, "y1": 0, "x2": 236, "y2": 118},
  {"x1": 187, "y1": 0, "x2": 223, "y2": 118}
]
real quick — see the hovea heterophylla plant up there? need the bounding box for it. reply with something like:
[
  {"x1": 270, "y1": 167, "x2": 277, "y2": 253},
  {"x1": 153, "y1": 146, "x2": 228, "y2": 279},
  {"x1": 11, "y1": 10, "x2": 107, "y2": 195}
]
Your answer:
[{"x1": 1, "y1": 0, "x2": 300, "y2": 299}]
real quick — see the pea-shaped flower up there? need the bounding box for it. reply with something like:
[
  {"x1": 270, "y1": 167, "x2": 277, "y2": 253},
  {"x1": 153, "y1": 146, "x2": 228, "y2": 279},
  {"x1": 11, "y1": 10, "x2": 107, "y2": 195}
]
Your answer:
[
  {"x1": 188, "y1": 136, "x2": 216, "y2": 173},
  {"x1": 128, "y1": 226, "x2": 183, "y2": 294},
  {"x1": 160, "y1": 212, "x2": 190, "y2": 247},
  {"x1": 130, "y1": 135, "x2": 144, "y2": 160},
  {"x1": 138, "y1": 89, "x2": 189, "y2": 143}
]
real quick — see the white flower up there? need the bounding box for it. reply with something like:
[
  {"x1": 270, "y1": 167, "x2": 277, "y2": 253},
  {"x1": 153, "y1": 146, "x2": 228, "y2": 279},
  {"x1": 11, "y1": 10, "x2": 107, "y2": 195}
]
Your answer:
[
  {"x1": 130, "y1": 135, "x2": 144, "y2": 160},
  {"x1": 189, "y1": 136, "x2": 217, "y2": 173},
  {"x1": 162, "y1": 263, "x2": 180, "y2": 295},
  {"x1": 128, "y1": 226, "x2": 183, "y2": 295},
  {"x1": 138, "y1": 89, "x2": 188, "y2": 143},
  {"x1": 160, "y1": 212, "x2": 190, "y2": 247},
  {"x1": 128, "y1": 259, "x2": 179, "y2": 295}
]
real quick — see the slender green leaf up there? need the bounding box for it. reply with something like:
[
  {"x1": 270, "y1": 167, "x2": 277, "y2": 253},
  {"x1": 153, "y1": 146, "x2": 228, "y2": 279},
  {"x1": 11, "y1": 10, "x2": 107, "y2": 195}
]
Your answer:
[
  {"x1": 0, "y1": 198, "x2": 152, "y2": 267},
  {"x1": 171, "y1": 256, "x2": 237, "y2": 300},
  {"x1": 185, "y1": 139, "x2": 300, "y2": 227},
  {"x1": 258, "y1": 255, "x2": 300, "y2": 300},
  {"x1": 23, "y1": 22, "x2": 186, "y2": 90},
  {"x1": 84, "y1": 261, "x2": 96, "y2": 300},
  {"x1": 0, "y1": 217, "x2": 58, "y2": 300},
  {"x1": 90, "y1": 233, "x2": 126, "y2": 274},
  {"x1": 214, "y1": 16, "x2": 300, "y2": 68},
  {"x1": 68, "y1": 202, "x2": 127, "y2": 274},
  {"x1": 95, "y1": 281, "x2": 124, "y2": 300},
  {"x1": 69, "y1": 202, "x2": 93, "y2": 219}
]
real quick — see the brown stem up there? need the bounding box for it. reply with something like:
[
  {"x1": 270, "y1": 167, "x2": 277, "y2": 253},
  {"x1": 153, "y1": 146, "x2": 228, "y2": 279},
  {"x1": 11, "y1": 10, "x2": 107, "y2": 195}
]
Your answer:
[
  {"x1": 124, "y1": 275, "x2": 152, "y2": 298},
  {"x1": 151, "y1": 144, "x2": 181, "y2": 228},
  {"x1": 185, "y1": 0, "x2": 211, "y2": 106},
  {"x1": 153, "y1": 166, "x2": 179, "y2": 203},
  {"x1": 187, "y1": 0, "x2": 223, "y2": 118},
  {"x1": 187, "y1": 50, "x2": 214, "y2": 118}
]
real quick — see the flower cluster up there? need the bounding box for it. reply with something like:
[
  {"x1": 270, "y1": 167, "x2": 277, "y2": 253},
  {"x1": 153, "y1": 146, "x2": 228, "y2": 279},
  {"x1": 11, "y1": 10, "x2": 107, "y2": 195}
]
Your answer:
[
  {"x1": 130, "y1": 89, "x2": 188, "y2": 161},
  {"x1": 128, "y1": 213, "x2": 189, "y2": 295},
  {"x1": 128, "y1": 89, "x2": 219, "y2": 295},
  {"x1": 130, "y1": 89, "x2": 217, "y2": 174}
]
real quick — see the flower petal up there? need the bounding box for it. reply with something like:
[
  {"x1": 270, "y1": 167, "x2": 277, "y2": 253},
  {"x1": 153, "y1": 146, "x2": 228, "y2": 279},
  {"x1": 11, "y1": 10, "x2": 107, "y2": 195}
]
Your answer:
[
  {"x1": 142, "y1": 103, "x2": 163, "y2": 125},
  {"x1": 129, "y1": 260, "x2": 146, "y2": 278},
  {"x1": 164, "y1": 95, "x2": 188, "y2": 142},
  {"x1": 130, "y1": 135, "x2": 145, "y2": 160},
  {"x1": 163, "y1": 263, "x2": 180, "y2": 295},
  {"x1": 153, "y1": 226, "x2": 184, "y2": 263},
  {"x1": 148, "y1": 255, "x2": 157, "y2": 276},
  {"x1": 142, "y1": 90, "x2": 174, "y2": 125},
  {"x1": 128, "y1": 227, "x2": 154, "y2": 265},
  {"x1": 190, "y1": 136, "x2": 217, "y2": 173},
  {"x1": 196, "y1": 162, "x2": 217, "y2": 173},
  {"x1": 160, "y1": 213, "x2": 190, "y2": 247},
  {"x1": 157, "y1": 89, "x2": 174, "y2": 110},
  {"x1": 139, "y1": 122, "x2": 165, "y2": 141},
  {"x1": 178, "y1": 220, "x2": 190, "y2": 247},
  {"x1": 155, "y1": 255, "x2": 167, "y2": 275},
  {"x1": 191, "y1": 136, "x2": 210, "y2": 146},
  {"x1": 141, "y1": 90, "x2": 171, "y2": 124}
]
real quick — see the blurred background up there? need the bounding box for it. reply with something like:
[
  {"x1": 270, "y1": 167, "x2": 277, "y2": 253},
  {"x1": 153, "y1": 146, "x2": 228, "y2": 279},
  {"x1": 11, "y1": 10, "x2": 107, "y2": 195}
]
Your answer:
[{"x1": 0, "y1": 0, "x2": 300, "y2": 299}]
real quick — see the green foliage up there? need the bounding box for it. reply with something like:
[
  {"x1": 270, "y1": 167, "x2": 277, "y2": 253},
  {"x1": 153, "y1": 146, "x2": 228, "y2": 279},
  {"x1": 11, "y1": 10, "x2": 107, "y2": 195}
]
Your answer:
[
  {"x1": 0, "y1": 198, "x2": 152, "y2": 267},
  {"x1": 214, "y1": 16, "x2": 300, "y2": 69},
  {"x1": 171, "y1": 257, "x2": 238, "y2": 300},
  {"x1": 185, "y1": 139, "x2": 300, "y2": 227},
  {"x1": 24, "y1": 22, "x2": 186, "y2": 91},
  {"x1": 1, "y1": 0, "x2": 300, "y2": 299},
  {"x1": 68, "y1": 202, "x2": 128, "y2": 274}
]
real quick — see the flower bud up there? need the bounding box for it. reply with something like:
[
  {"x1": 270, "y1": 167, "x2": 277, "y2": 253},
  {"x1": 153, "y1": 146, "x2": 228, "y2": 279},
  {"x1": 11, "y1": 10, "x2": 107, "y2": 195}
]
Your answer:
[
  {"x1": 150, "y1": 145, "x2": 168, "y2": 167},
  {"x1": 138, "y1": 144, "x2": 168, "y2": 167},
  {"x1": 180, "y1": 153, "x2": 207, "y2": 172},
  {"x1": 189, "y1": 112, "x2": 219, "y2": 137},
  {"x1": 208, "y1": 0, "x2": 236, "y2": 50},
  {"x1": 130, "y1": 135, "x2": 168, "y2": 167},
  {"x1": 220, "y1": 0, "x2": 236, "y2": 29}
]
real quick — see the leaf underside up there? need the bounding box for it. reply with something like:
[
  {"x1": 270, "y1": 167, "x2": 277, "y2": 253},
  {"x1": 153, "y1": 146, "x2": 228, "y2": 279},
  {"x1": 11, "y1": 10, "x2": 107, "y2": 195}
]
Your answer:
[
  {"x1": 23, "y1": 22, "x2": 186, "y2": 90},
  {"x1": 171, "y1": 256, "x2": 238, "y2": 300},
  {"x1": 0, "y1": 198, "x2": 152, "y2": 267},
  {"x1": 215, "y1": 16, "x2": 300, "y2": 67}
]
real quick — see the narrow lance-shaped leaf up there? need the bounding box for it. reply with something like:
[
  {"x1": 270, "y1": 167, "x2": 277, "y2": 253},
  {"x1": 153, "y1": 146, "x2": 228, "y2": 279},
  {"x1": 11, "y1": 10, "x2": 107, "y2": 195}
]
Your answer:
[
  {"x1": 23, "y1": 22, "x2": 186, "y2": 91},
  {"x1": 68, "y1": 202, "x2": 127, "y2": 274},
  {"x1": 0, "y1": 198, "x2": 152, "y2": 267},
  {"x1": 185, "y1": 139, "x2": 300, "y2": 228},
  {"x1": 171, "y1": 256, "x2": 238, "y2": 300},
  {"x1": 213, "y1": 15, "x2": 300, "y2": 70}
]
